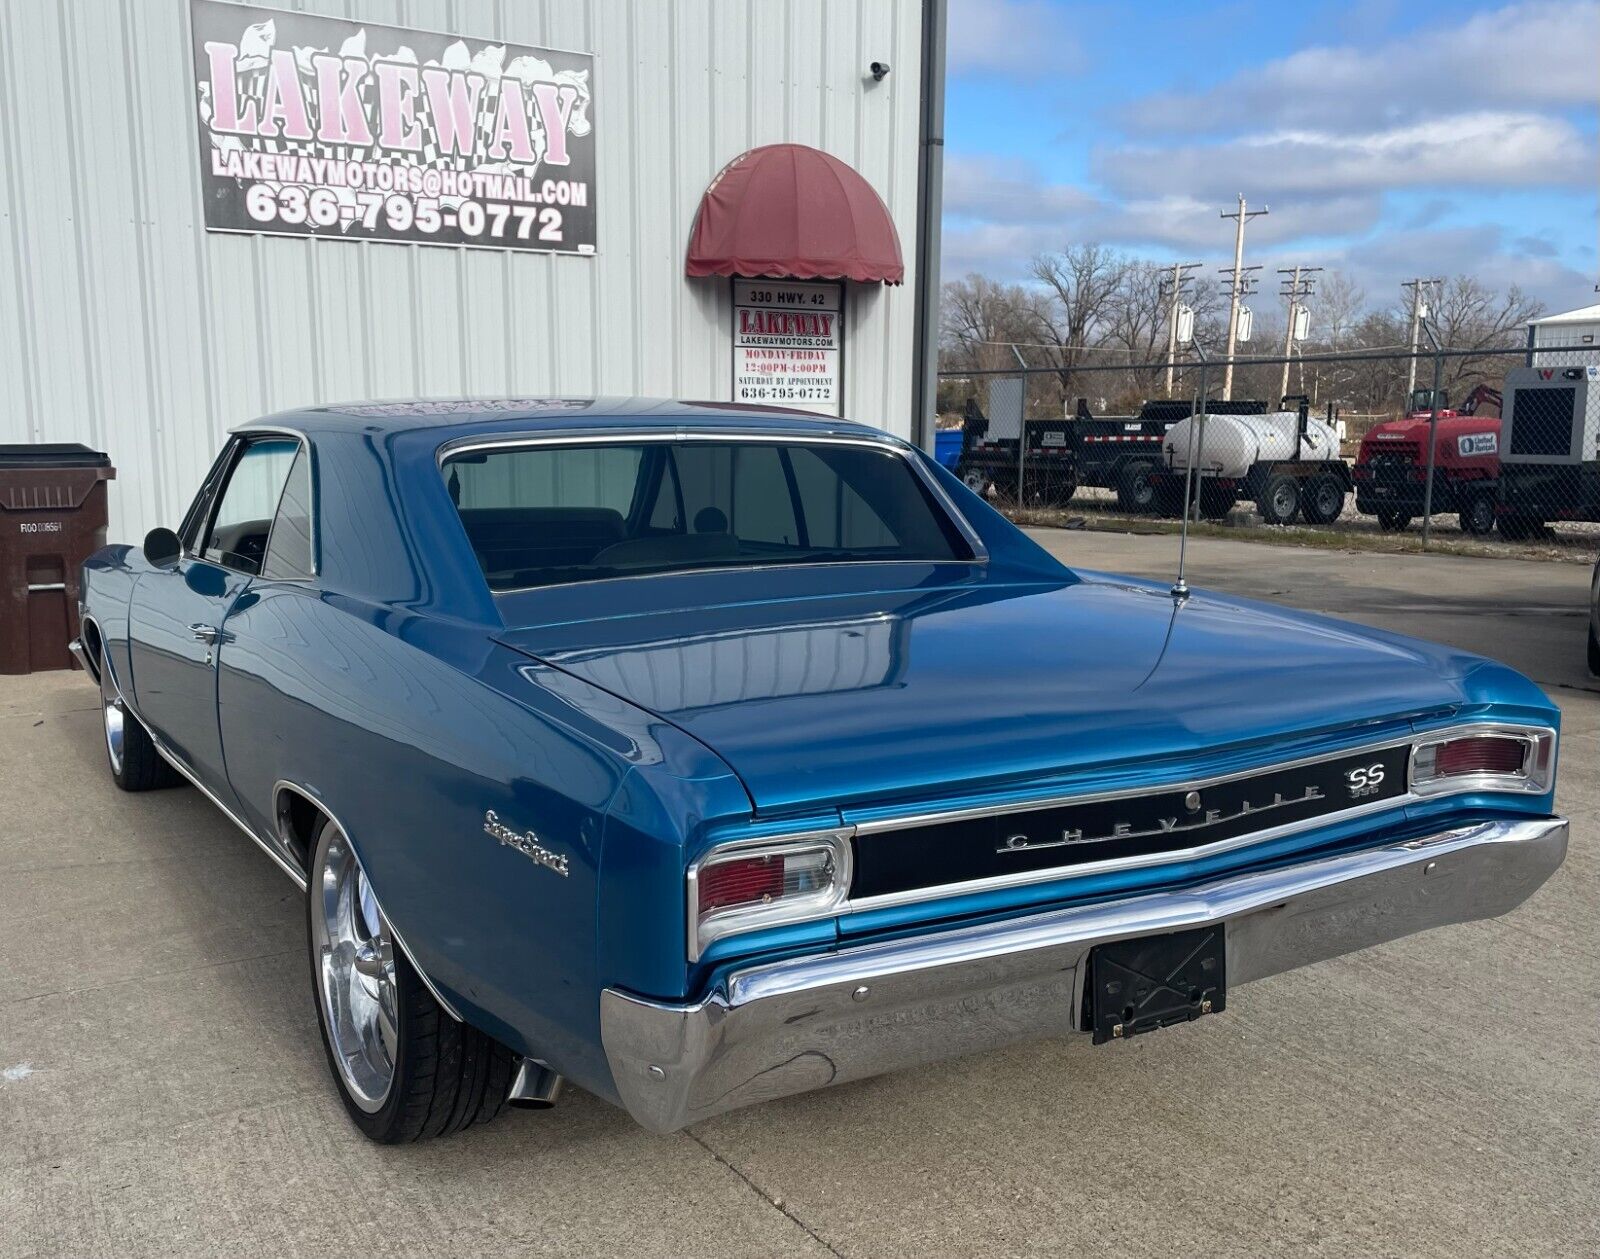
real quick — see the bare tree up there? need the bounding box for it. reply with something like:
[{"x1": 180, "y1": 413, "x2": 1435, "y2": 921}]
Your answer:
[
  {"x1": 1419, "y1": 276, "x2": 1543, "y2": 399},
  {"x1": 1030, "y1": 244, "x2": 1128, "y2": 396},
  {"x1": 939, "y1": 273, "x2": 1046, "y2": 374}
]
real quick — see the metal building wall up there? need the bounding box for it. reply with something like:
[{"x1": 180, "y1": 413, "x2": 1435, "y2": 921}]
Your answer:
[{"x1": 0, "y1": 0, "x2": 925, "y2": 542}]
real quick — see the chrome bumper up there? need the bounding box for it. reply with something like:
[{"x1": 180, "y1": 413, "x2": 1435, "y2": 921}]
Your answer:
[{"x1": 601, "y1": 817, "x2": 1567, "y2": 1133}]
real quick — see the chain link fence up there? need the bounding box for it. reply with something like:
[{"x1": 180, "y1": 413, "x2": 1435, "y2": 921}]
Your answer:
[{"x1": 938, "y1": 342, "x2": 1600, "y2": 559}]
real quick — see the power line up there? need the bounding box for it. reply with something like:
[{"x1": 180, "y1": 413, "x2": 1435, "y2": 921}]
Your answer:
[
  {"x1": 1277, "y1": 265, "x2": 1323, "y2": 398},
  {"x1": 1219, "y1": 195, "x2": 1269, "y2": 399},
  {"x1": 1402, "y1": 277, "x2": 1443, "y2": 398},
  {"x1": 1161, "y1": 261, "x2": 1203, "y2": 398}
]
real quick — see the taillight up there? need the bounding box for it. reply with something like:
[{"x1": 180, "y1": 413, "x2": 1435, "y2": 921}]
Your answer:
[
  {"x1": 1411, "y1": 728, "x2": 1554, "y2": 797},
  {"x1": 688, "y1": 832, "x2": 852, "y2": 960}
]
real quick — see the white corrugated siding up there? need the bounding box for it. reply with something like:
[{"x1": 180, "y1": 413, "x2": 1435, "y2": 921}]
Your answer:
[{"x1": 0, "y1": 0, "x2": 924, "y2": 541}]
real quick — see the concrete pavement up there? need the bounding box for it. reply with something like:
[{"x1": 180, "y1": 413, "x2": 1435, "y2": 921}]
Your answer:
[{"x1": 1, "y1": 532, "x2": 1595, "y2": 1258}]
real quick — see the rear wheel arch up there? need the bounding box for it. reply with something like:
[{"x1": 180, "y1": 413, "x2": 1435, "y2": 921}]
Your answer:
[{"x1": 273, "y1": 779, "x2": 465, "y2": 1026}]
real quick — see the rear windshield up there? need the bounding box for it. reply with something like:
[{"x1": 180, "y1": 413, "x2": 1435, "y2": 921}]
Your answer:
[{"x1": 442, "y1": 439, "x2": 970, "y2": 591}]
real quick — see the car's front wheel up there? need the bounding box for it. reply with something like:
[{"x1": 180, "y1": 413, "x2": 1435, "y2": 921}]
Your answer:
[
  {"x1": 99, "y1": 661, "x2": 180, "y2": 792},
  {"x1": 308, "y1": 814, "x2": 516, "y2": 1142}
]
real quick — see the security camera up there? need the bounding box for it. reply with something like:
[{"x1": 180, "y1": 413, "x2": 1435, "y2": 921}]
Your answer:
[{"x1": 870, "y1": 61, "x2": 890, "y2": 81}]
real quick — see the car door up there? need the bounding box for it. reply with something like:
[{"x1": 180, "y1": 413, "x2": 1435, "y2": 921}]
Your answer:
[{"x1": 128, "y1": 436, "x2": 300, "y2": 798}]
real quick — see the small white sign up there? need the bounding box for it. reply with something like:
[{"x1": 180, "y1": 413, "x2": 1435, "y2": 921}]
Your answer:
[
  {"x1": 732, "y1": 280, "x2": 842, "y2": 416},
  {"x1": 1457, "y1": 433, "x2": 1498, "y2": 456}
]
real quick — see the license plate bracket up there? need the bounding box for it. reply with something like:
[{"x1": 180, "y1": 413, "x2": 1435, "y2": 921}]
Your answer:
[{"x1": 1086, "y1": 925, "x2": 1226, "y2": 1044}]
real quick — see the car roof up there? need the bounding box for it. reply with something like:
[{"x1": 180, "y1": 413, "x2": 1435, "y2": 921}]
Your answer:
[{"x1": 237, "y1": 397, "x2": 897, "y2": 444}]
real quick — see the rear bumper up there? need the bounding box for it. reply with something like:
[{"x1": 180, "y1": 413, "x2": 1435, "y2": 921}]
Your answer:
[{"x1": 600, "y1": 816, "x2": 1566, "y2": 1132}]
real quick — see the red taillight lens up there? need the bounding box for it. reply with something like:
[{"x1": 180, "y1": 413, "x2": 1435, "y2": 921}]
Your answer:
[
  {"x1": 690, "y1": 838, "x2": 846, "y2": 958},
  {"x1": 1433, "y1": 736, "x2": 1526, "y2": 777},
  {"x1": 697, "y1": 854, "x2": 786, "y2": 913}
]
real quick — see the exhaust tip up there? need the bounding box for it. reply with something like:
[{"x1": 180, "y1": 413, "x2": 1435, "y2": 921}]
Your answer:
[{"x1": 508, "y1": 1058, "x2": 563, "y2": 1109}]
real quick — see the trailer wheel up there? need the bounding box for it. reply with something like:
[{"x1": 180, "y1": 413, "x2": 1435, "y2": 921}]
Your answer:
[
  {"x1": 1197, "y1": 482, "x2": 1237, "y2": 520},
  {"x1": 1460, "y1": 491, "x2": 1496, "y2": 536},
  {"x1": 1376, "y1": 509, "x2": 1412, "y2": 532},
  {"x1": 1301, "y1": 474, "x2": 1346, "y2": 526},
  {"x1": 1030, "y1": 469, "x2": 1078, "y2": 509},
  {"x1": 960, "y1": 467, "x2": 992, "y2": 499},
  {"x1": 1116, "y1": 463, "x2": 1157, "y2": 513},
  {"x1": 1497, "y1": 513, "x2": 1541, "y2": 542},
  {"x1": 1259, "y1": 474, "x2": 1301, "y2": 526}
]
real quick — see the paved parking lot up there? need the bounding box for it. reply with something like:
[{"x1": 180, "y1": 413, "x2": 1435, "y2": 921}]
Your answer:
[{"x1": 2, "y1": 532, "x2": 1595, "y2": 1258}]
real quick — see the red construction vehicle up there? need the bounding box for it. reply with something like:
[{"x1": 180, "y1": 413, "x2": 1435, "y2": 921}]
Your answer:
[{"x1": 1352, "y1": 385, "x2": 1503, "y2": 534}]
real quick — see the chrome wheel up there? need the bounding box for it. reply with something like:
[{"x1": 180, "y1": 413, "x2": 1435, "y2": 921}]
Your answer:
[
  {"x1": 313, "y1": 824, "x2": 398, "y2": 1114},
  {"x1": 103, "y1": 690, "x2": 125, "y2": 776}
]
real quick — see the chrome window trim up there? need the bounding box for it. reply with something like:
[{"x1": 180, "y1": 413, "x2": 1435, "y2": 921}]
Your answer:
[
  {"x1": 197, "y1": 427, "x2": 321, "y2": 580},
  {"x1": 434, "y1": 428, "x2": 990, "y2": 578},
  {"x1": 687, "y1": 828, "x2": 855, "y2": 962}
]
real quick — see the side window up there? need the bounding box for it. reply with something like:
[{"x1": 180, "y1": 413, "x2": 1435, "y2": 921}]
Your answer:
[
  {"x1": 731, "y1": 446, "x2": 800, "y2": 546},
  {"x1": 788, "y1": 446, "x2": 899, "y2": 549},
  {"x1": 260, "y1": 445, "x2": 314, "y2": 581},
  {"x1": 179, "y1": 443, "x2": 236, "y2": 553},
  {"x1": 201, "y1": 438, "x2": 299, "y2": 575}
]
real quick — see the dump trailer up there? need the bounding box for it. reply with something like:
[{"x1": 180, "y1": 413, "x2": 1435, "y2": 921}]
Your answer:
[
  {"x1": 1496, "y1": 365, "x2": 1600, "y2": 538},
  {"x1": 956, "y1": 398, "x2": 1272, "y2": 512},
  {"x1": 1156, "y1": 396, "x2": 1351, "y2": 524}
]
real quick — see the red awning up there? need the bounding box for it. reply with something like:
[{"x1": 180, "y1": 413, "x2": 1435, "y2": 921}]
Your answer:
[{"x1": 686, "y1": 144, "x2": 904, "y2": 285}]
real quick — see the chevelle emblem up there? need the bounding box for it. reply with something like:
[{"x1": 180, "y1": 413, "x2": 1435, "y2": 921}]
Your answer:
[
  {"x1": 999, "y1": 785, "x2": 1326, "y2": 854},
  {"x1": 484, "y1": 810, "x2": 570, "y2": 877}
]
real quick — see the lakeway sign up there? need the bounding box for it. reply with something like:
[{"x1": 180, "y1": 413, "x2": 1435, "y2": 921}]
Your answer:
[
  {"x1": 189, "y1": 0, "x2": 596, "y2": 253},
  {"x1": 732, "y1": 280, "x2": 843, "y2": 416}
]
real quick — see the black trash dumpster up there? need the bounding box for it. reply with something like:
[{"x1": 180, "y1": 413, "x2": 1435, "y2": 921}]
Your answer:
[{"x1": 0, "y1": 444, "x2": 115, "y2": 674}]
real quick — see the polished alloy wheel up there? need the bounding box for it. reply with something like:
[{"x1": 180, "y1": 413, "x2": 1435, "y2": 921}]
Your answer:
[
  {"x1": 103, "y1": 691, "x2": 126, "y2": 776},
  {"x1": 313, "y1": 824, "x2": 399, "y2": 1113}
]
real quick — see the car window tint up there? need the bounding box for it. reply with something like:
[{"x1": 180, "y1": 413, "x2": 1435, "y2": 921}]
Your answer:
[
  {"x1": 260, "y1": 445, "x2": 314, "y2": 581},
  {"x1": 444, "y1": 439, "x2": 968, "y2": 592},
  {"x1": 202, "y1": 438, "x2": 300, "y2": 575},
  {"x1": 788, "y1": 445, "x2": 899, "y2": 549}
]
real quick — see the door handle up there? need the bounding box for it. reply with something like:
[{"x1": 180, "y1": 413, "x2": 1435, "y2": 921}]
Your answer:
[{"x1": 189, "y1": 624, "x2": 220, "y2": 644}]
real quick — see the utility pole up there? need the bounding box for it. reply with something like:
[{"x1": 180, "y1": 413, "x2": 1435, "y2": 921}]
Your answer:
[
  {"x1": 1277, "y1": 265, "x2": 1322, "y2": 399},
  {"x1": 1162, "y1": 261, "x2": 1202, "y2": 398},
  {"x1": 1402, "y1": 277, "x2": 1441, "y2": 400},
  {"x1": 1220, "y1": 194, "x2": 1268, "y2": 400}
]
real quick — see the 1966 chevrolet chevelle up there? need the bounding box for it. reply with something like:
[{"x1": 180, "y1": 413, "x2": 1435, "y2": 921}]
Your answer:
[{"x1": 75, "y1": 398, "x2": 1567, "y2": 1142}]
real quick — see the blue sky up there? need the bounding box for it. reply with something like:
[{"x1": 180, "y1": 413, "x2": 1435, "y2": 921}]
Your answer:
[{"x1": 942, "y1": 0, "x2": 1599, "y2": 313}]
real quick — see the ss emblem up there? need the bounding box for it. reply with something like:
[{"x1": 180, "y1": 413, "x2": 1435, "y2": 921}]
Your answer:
[{"x1": 1345, "y1": 763, "x2": 1385, "y2": 797}]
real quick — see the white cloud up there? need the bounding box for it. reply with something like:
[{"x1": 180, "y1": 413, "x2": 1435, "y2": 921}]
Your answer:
[
  {"x1": 1097, "y1": 112, "x2": 1597, "y2": 199},
  {"x1": 1124, "y1": 1, "x2": 1600, "y2": 134},
  {"x1": 946, "y1": 0, "x2": 1080, "y2": 78}
]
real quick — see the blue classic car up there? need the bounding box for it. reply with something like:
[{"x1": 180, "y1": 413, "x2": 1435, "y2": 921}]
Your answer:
[{"x1": 75, "y1": 398, "x2": 1568, "y2": 1142}]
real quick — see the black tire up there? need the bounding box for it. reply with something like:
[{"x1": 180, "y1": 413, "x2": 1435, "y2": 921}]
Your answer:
[
  {"x1": 1197, "y1": 481, "x2": 1237, "y2": 520},
  {"x1": 1460, "y1": 491, "x2": 1496, "y2": 537},
  {"x1": 1301, "y1": 474, "x2": 1346, "y2": 526},
  {"x1": 1116, "y1": 463, "x2": 1158, "y2": 513},
  {"x1": 307, "y1": 815, "x2": 516, "y2": 1143},
  {"x1": 960, "y1": 466, "x2": 991, "y2": 499},
  {"x1": 1497, "y1": 513, "x2": 1538, "y2": 542},
  {"x1": 99, "y1": 660, "x2": 181, "y2": 792},
  {"x1": 1376, "y1": 509, "x2": 1412, "y2": 533},
  {"x1": 1031, "y1": 471, "x2": 1077, "y2": 509},
  {"x1": 1589, "y1": 624, "x2": 1599, "y2": 679},
  {"x1": 1151, "y1": 479, "x2": 1184, "y2": 518},
  {"x1": 1259, "y1": 474, "x2": 1302, "y2": 526}
]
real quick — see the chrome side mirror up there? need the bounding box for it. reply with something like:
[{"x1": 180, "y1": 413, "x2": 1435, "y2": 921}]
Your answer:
[{"x1": 142, "y1": 527, "x2": 182, "y2": 568}]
